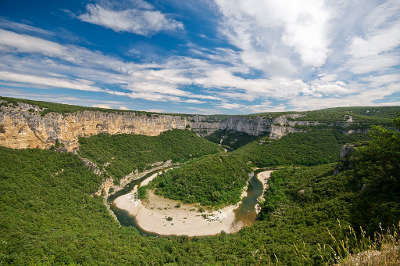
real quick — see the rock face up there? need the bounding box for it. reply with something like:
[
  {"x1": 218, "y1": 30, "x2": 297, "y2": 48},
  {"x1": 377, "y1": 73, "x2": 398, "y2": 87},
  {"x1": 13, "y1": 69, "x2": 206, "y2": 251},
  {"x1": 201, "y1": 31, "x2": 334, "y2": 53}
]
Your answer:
[
  {"x1": 0, "y1": 101, "x2": 330, "y2": 151},
  {"x1": 340, "y1": 144, "x2": 355, "y2": 161},
  {"x1": 190, "y1": 115, "x2": 274, "y2": 136},
  {"x1": 0, "y1": 103, "x2": 189, "y2": 151}
]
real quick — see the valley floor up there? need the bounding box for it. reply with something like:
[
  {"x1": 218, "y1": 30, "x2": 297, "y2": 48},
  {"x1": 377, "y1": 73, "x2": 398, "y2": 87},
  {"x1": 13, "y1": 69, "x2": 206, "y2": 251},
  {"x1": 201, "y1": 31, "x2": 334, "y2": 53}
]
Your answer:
[{"x1": 113, "y1": 170, "x2": 272, "y2": 236}]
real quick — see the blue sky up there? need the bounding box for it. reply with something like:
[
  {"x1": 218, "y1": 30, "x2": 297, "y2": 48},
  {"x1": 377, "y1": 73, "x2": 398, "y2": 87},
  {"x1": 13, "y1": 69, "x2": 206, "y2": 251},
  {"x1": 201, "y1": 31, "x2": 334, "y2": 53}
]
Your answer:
[{"x1": 0, "y1": 0, "x2": 399, "y2": 114}]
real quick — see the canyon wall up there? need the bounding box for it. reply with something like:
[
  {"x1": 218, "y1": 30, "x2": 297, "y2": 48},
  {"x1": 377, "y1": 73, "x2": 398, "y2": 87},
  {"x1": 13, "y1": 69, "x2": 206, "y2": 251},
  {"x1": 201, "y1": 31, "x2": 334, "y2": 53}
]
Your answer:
[
  {"x1": 0, "y1": 102, "x2": 189, "y2": 151},
  {"x1": 0, "y1": 101, "x2": 321, "y2": 151}
]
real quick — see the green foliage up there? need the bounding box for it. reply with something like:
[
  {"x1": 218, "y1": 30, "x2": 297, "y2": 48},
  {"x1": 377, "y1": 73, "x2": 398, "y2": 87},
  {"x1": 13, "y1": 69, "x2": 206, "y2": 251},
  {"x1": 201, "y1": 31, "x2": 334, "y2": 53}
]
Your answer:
[
  {"x1": 0, "y1": 96, "x2": 198, "y2": 117},
  {"x1": 137, "y1": 186, "x2": 147, "y2": 200},
  {"x1": 78, "y1": 129, "x2": 222, "y2": 182},
  {"x1": 348, "y1": 117, "x2": 400, "y2": 232},
  {"x1": 205, "y1": 129, "x2": 260, "y2": 150},
  {"x1": 296, "y1": 106, "x2": 400, "y2": 125},
  {"x1": 0, "y1": 96, "x2": 150, "y2": 116},
  {"x1": 147, "y1": 154, "x2": 250, "y2": 207},
  {"x1": 235, "y1": 128, "x2": 369, "y2": 167},
  {"x1": 1, "y1": 98, "x2": 399, "y2": 264},
  {"x1": 0, "y1": 146, "x2": 339, "y2": 265}
]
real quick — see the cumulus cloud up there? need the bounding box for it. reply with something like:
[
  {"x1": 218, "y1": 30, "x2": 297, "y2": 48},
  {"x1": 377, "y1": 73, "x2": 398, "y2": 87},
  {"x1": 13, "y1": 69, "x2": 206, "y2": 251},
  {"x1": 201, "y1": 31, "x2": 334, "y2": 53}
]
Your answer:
[
  {"x1": 345, "y1": 0, "x2": 400, "y2": 74},
  {"x1": 214, "y1": 0, "x2": 332, "y2": 75},
  {"x1": 1, "y1": 0, "x2": 400, "y2": 115},
  {"x1": 78, "y1": 2, "x2": 183, "y2": 36}
]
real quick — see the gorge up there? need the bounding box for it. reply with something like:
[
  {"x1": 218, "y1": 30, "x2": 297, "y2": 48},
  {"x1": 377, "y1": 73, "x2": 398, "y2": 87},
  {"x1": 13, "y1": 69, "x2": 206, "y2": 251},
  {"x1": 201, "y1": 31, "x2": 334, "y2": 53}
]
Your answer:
[{"x1": 0, "y1": 97, "x2": 361, "y2": 152}]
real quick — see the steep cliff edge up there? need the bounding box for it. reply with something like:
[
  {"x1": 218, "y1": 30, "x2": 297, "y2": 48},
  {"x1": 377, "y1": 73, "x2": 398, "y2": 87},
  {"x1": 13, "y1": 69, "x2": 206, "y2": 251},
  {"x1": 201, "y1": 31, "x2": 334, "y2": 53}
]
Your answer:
[
  {"x1": 0, "y1": 102, "x2": 191, "y2": 151},
  {"x1": 0, "y1": 99, "x2": 365, "y2": 152}
]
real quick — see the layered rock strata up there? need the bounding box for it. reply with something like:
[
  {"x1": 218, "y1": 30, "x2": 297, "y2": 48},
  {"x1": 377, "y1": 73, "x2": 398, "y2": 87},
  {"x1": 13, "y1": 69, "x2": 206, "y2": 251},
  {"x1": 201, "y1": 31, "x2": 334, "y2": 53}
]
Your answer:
[{"x1": 0, "y1": 101, "x2": 331, "y2": 151}]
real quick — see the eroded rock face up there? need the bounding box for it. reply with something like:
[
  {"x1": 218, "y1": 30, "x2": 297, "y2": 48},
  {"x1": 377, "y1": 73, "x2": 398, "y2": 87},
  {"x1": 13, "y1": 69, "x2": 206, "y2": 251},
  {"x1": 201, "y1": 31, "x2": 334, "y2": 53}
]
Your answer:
[
  {"x1": 0, "y1": 103, "x2": 189, "y2": 151},
  {"x1": 340, "y1": 144, "x2": 355, "y2": 161},
  {"x1": 220, "y1": 116, "x2": 272, "y2": 136},
  {"x1": 269, "y1": 114, "x2": 320, "y2": 139},
  {"x1": 0, "y1": 102, "x2": 324, "y2": 151}
]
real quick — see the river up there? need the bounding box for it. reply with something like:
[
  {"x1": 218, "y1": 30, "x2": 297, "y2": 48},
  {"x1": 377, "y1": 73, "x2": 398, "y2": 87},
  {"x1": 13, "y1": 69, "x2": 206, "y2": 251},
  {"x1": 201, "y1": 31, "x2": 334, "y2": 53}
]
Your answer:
[{"x1": 110, "y1": 170, "x2": 266, "y2": 236}]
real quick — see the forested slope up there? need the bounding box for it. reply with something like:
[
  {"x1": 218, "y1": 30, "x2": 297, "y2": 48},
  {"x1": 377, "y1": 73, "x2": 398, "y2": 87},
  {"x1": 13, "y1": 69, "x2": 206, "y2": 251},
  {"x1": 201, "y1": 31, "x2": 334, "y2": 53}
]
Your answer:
[
  {"x1": 0, "y1": 95, "x2": 399, "y2": 264},
  {"x1": 78, "y1": 129, "x2": 222, "y2": 182},
  {"x1": 235, "y1": 128, "x2": 369, "y2": 167},
  {"x1": 142, "y1": 154, "x2": 250, "y2": 207}
]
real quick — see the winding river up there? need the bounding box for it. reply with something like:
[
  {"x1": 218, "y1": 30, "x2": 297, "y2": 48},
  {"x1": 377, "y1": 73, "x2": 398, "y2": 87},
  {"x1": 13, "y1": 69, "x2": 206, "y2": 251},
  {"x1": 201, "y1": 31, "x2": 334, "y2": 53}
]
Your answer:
[{"x1": 110, "y1": 170, "x2": 269, "y2": 236}]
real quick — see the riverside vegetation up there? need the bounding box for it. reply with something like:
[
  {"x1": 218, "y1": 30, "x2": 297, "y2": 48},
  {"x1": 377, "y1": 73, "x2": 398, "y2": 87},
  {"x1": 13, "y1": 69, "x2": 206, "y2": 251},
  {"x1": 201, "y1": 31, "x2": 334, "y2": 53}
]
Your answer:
[
  {"x1": 0, "y1": 98, "x2": 399, "y2": 264},
  {"x1": 78, "y1": 129, "x2": 222, "y2": 182},
  {"x1": 139, "y1": 154, "x2": 250, "y2": 207}
]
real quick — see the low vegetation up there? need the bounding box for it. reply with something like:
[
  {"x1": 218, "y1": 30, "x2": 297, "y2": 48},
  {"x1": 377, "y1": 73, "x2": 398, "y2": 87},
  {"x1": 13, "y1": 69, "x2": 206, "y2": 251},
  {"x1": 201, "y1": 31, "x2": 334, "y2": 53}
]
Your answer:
[{"x1": 0, "y1": 96, "x2": 142, "y2": 116}]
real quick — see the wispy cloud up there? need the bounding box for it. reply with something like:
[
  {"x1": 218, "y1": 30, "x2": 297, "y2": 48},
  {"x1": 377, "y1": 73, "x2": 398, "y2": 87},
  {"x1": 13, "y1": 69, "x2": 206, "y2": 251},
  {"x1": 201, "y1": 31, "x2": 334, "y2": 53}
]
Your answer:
[
  {"x1": 0, "y1": 0, "x2": 399, "y2": 115},
  {"x1": 78, "y1": 1, "x2": 183, "y2": 36},
  {"x1": 0, "y1": 17, "x2": 53, "y2": 36},
  {"x1": 0, "y1": 71, "x2": 104, "y2": 92}
]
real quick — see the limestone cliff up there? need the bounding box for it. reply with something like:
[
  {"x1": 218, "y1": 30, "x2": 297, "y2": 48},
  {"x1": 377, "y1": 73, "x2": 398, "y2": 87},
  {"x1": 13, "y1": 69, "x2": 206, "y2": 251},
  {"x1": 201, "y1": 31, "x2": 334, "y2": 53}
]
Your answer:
[
  {"x1": 0, "y1": 100, "x2": 338, "y2": 151},
  {"x1": 0, "y1": 102, "x2": 189, "y2": 151}
]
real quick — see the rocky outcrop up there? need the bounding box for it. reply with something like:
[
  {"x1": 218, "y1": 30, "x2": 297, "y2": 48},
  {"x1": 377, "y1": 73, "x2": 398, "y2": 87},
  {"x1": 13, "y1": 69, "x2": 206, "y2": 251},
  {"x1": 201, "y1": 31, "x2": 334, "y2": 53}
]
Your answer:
[
  {"x1": 269, "y1": 114, "x2": 319, "y2": 139},
  {"x1": 0, "y1": 103, "x2": 189, "y2": 151},
  {"x1": 340, "y1": 144, "x2": 355, "y2": 161},
  {"x1": 0, "y1": 101, "x2": 354, "y2": 152}
]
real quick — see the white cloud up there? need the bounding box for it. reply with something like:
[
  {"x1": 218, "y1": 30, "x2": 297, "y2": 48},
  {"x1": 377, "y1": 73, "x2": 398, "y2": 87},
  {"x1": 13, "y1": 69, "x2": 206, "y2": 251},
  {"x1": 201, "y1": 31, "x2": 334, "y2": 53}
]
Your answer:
[
  {"x1": 0, "y1": 29, "x2": 65, "y2": 57},
  {"x1": 1, "y1": 3, "x2": 400, "y2": 116},
  {"x1": 0, "y1": 71, "x2": 104, "y2": 92},
  {"x1": 0, "y1": 18, "x2": 53, "y2": 36},
  {"x1": 346, "y1": 53, "x2": 400, "y2": 74},
  {"x1": 146, "y1": 108, "x2": 165, "y2": 113},
  {"x1": 215, "y1": 0, "x2": 333, "y2": 75},
  {"x1": 0, "y1": 87, "x2": 129, "y2": 109},
  {"x1": 78, "y1": 3, "x2": 183, "y2": 36},
  {"x1": 218, "y1": 102, "x2": 245, "y2": 110},
  {"x1": 345, "y1": 0, "x2": 400, "y2": 74},
  {"x1": 92, "y1": 104, "x2": 112, "y2": 109},
  {"x1": 362, "y1": 74, "x2": 400, "y2": 87}
]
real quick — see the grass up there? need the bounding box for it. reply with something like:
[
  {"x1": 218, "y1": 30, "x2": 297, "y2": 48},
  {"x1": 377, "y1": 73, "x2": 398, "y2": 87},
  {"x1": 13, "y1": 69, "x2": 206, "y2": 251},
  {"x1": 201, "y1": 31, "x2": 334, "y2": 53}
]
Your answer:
[{"x1": 330, "y1": 222, "x2": 400, "y2": 265}]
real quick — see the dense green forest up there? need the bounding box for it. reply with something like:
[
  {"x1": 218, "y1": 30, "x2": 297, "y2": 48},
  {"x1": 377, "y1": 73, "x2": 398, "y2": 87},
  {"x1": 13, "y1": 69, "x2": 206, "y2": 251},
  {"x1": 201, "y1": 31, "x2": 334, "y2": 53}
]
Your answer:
[
  {"x1": 78, "y1": 129, "x2": 222, "y2": 182},
  {"x1": 137, "y1": 128, "x2": 368, "y2": 207},
  {"x1": 234, "y1": 128, "x2": 369, "y2": 167},
  {"x1": 142, "y1": 154, "x2": 250, "y2": 207},
  {"x1": 2, "y1": 135, "x2": 397, "y2": 264},
  {"x1": 205, "y1": 129, "x2": 260, "y2": 150},
  {"x1": 1, "y1": 96, "x2": 400, "y2": 264},
  {"x1": 345, "y1": 117, "x2": 400, "y2": 232},
  {"x1": 295, "y1": 106, "x2": 400, "y2": 125}
]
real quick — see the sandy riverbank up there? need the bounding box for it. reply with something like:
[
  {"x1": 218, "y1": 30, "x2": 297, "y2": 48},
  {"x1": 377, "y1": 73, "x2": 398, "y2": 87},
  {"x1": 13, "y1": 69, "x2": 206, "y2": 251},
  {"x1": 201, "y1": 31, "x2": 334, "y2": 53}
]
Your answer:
[
  {"x1": 256, "y1": 170, "x2": 273, "y2": 191},
  {"x1": 114, "y1": 170, "x2": 272, "y2": 236},
  {"x1": 114, "y1": 190, "x2": 244, "y2": 236},
  {"x1": 255, "y1": 170, "x2": 273, "y2": 214}
]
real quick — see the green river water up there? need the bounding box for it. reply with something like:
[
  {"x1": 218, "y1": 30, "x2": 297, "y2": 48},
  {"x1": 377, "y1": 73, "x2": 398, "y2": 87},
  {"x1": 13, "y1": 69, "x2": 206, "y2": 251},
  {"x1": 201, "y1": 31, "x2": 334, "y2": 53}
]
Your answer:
[{"x1": 110, "y1": 172, "x2": 264, "y2": 236}]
